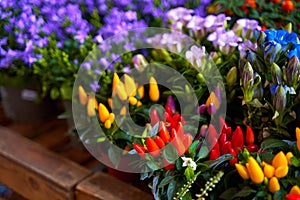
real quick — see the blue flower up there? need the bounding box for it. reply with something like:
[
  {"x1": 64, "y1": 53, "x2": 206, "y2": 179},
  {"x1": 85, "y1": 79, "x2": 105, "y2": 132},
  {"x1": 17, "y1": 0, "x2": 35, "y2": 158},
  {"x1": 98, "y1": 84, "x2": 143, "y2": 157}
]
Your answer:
[
  {"x1": 264, "y1": 30, "x2": 298, "y2": 51},
  {"x1": 288, "y1": 44, "x2": 300, "y2": 59}
]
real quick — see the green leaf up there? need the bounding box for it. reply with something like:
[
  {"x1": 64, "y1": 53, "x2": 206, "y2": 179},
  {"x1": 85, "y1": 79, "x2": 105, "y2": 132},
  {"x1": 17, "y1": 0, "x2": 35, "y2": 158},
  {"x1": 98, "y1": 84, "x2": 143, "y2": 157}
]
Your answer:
[
  {"x1": 197, "y1": 146, "x2": 209, "y2": 159},
  {"x1": 182, "y1": 191, "x2": 192, "y2": 200},
  {"x1": 164, "y1": 144, "x2": 178, "y2": 163},
  {"x1": 188, "y1": 140, "x2": 200, "y2": 155},
  {"x1": 149, "y1": 122, "x2": 159, "y2": 137},
  {"x1": 158, "y1": 176, "x2": 175, "y2": 188},
  {"x1": 167, "y1": 181, "x2": 177, "y2": 200},
  {"x1": 260, "y1": 138, "x2": 289, "y2": 149},
  {"x1": 232, "y1": 186, "x2": 256, "y2": 199},
  {"x1": 50, "y1": 88, "x2": 60, "y2": 99},
  {"x1": 219, "y1": 187, "x2": 239, "y2": 200},
  {"x1": 60, "y1": 85, "x2": 73, "y2": 100},
  {"x1": 291, "y1": 157, "x2": 300, "y2": 167},
  {"x1": 184, "y1": 167, "x2": 194, "y2": 181},
  {"x1": 147, "y1": 160, "x2": 160, "y2": 170}
]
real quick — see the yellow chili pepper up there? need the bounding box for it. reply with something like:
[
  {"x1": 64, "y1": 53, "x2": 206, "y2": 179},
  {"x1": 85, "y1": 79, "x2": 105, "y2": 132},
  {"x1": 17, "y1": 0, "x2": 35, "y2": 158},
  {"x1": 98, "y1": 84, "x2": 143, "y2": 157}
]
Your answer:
[
  {"x1": 112, "y1": 73, "x2": 120, "y2": 92},
  {"x1": 120, "y1": 105, "x2": 126, "y2": 116},
  {"x1": 137, "y1": 85, "x2": 144, "y2": 99},
  {"x1": 272, "y1": 151, "x2": 288, "y2": 169},
  {"x1": 149, "y1": 76, "x2": 159, "y2": 102},
  {"x1": 124, "y1": 74, "x2": 136, "y2": 97},
  {"x1": 87, "y1": 97, "x2": 97, "y2": 116},
  {"x1": 269, "y1": 177, "x2": 280, "y2": 193},
  {"x1": 206, "y1": 92, "x2": 220, "y2": 110},
  {"x1": 107, "y1": 98, "x2": 113, "y2": 109},
  {"x1": 115, "y1": 82, "x2": 128, "y2": 101},
  {"x1": 104, "y1": 120, "x2": 112, "y2": 129},
  {"x1": 290, "y1": 185, "x2": 300, "y2": 194},
  {"x1": 129, "y1": 96, "x2": 138, "y2": 105},
  {"x1": 78, "y1": 85, "x2": 88, "y2": 105},
  {"x1": 235, "y1": 163, "x2": 249, "y2": 180},
  {"x1": 296, "y1": 127, "x2": 300, "y2": 151},
  {"x1": 98, "y1": 103, "x2": 110, "y2": 123},
  {"x1": 136, "y1": 101, "x2": 142, "y2": 107},
  {"x1": 262, "y1": 162, "x2": 275, "y2": 179},
  {"x1": 108, "y1": 113, "x2": 115, "y2": 123},
  {"x1": 274, "y1": 166, "x2": 289, "y2": 178},
  {"x1": 286, "y1": 152, "x2": 294, "y2": 165},
  {"x1": 246, "y1": 156, "x2": 264, "y2": 184}
]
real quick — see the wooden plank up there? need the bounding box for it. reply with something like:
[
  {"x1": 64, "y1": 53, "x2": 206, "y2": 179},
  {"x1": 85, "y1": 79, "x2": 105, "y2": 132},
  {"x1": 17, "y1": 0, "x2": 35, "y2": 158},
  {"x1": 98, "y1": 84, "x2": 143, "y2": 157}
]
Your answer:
[
  {"x1": 33, "y1": 124, "x2": 70, "y2": 150},
  {"x1": 0, "y1": 126, "x2": 92, "y2": 200},
  {"x1": 76, "y1": 172, "x2": 153, "y2": 200},
  {"x1": 60, "y1": 148, "x2": 93, "y2": 164}
]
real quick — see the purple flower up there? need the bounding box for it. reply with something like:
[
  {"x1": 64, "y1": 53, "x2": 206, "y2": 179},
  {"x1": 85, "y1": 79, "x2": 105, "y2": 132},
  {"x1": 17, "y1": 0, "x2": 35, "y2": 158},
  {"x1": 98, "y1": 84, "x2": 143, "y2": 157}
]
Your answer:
[
  {"x1": 82, "y1": 62, "x2": 92, "y2": 70},
  {"x1": 208, "y1": 29, "x2": 242, "y2": 55},
  {"x1": 123, "y1": 42, "x2": 135, "y2": 51},
  {"x1": 233, "y1": 19, "x2": 261, "y2": 39},
  {"x1": 187, "y1": 16, "x2": 206, "y2": 39},
  {"x1": 167, "y1": 7, "x2": 193, "y2": 26},
  {"x1": 238, "y1": 40, "x2": 257, "y2": 58},
  {"x1": 204, "y1": 14, "x2": 231, "y2": 32},
  {"x1": 185, "y1": 45, "x2": 207, "y2": 69},
  {"x1": 90, "y1": 81, "x2": 100, "y2": 92},
  {"x1": 123, "y1": 65, "x2": 131, "y2": 73}
]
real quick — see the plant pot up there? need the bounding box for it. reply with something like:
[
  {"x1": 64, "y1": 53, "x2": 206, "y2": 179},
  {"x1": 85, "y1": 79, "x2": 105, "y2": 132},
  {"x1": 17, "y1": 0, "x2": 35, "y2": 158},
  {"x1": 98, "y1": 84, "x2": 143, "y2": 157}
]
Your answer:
[{"x1": 0, "y1": 86, "x2": 56, "y2": 123}]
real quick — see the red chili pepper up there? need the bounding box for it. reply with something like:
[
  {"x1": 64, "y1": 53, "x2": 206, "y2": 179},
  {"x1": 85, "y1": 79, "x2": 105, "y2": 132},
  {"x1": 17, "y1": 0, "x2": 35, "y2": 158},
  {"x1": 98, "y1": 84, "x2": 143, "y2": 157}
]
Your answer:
[
  {"x1": 219, "y1": 116, "x2": 226, "y2": 130},
  {"x1": 218, "y1": 133, "x2": 227, "y2": 150},
  {"x1": 221, "y1": 141, "x2": 232, "y2": 155},
  {"x1": 164, "y1": 111, "x2": 172, "y2": 123},
  {"x1": 210, "y1": 149, "x2": 219, "y2": 160},
  {"x1": 183, "y1": 133, "x2": 193, "y2": 152},
  {"x1": 164, "y1": 159, "x2": 175, "y2": 170},
  {"x1": 207, "y1": 124, "x2": 218, "y2": 146},
  {"x1": 230, "y1": 157, "x2": 238, "y2": 166},
  {"x1": 146, "y1": 137, "x2": 160, "y2": 157},
  {"x1": 170, "y1": 129, "x2": 186, "y2": 156},
  {"x1": 209, "y1": 138, "x2": 220, "y2": 160},
  {"x1": 165, "y1": 105, "x2": 173, "y2": 116},
  {"x1": 159, "y1": 121, "x2": 170, "y2": 143},
  {"x1": 150, "y1": 109, "x2": 160, "y2": 126},
  {"x1": 132, "y1": 143, "x2": 147, "y2": 159},
  {"x1": 176, "y1": 121, "x2": 185, "y2": 140},
  {"x1": 286, "y1": 194, "x2": 300, "y2": 200},
  {"x1": 246, "y1": 143, "x2": 260, "y2": 152},
  {"x1": 231, "y1": 126, "x2": 244, "y2": 154},
  {"x1": 229, "y1": 148, "x2": 237, "y2": 157},
  {"x1": 155, "y1": 135, "x2": 165, "y2": 148},
  {"x1": 246, "y1": 126, "x2": 254, "y2": 145},
  {"x1": 172, "y1": 113, "x2": 181, "y2": 124},
  {"x1": 229, "y1": 148, "x2": 237, "y2": 166}
]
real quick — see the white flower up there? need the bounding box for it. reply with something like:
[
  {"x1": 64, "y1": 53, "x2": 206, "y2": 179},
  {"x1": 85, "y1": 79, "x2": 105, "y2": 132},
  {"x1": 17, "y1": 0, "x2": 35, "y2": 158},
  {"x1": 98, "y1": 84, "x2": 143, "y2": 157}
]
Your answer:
[{"x1": 181, "y1": 157, "x2": 197, "y2": 171}]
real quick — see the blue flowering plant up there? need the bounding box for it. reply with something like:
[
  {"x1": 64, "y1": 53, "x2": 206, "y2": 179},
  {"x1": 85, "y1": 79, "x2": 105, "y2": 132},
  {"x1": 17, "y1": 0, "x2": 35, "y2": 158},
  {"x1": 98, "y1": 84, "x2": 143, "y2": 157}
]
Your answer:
[{"x1": 237, "y1": 29, "x2": 300, "y2": 139}]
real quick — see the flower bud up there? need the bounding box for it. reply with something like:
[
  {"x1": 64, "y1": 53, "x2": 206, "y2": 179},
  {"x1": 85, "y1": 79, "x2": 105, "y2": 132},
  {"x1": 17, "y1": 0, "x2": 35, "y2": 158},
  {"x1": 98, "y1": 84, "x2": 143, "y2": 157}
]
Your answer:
[
  {"x1": 257, "y1": 31, "x2": 266, "y2": 53},
  {"x1": 198, "y1": 104, "x2": 207, "y2": 114},
  {"x1": 166, "y1": 96, "x2": 176, "y2": 113},
  {"x1": 242, "y1": 62, "x2": 254, "y2": 89},
  {"x1": 287, "y1": 56, "x2": 300, "y2": 86},
  {"x1": 271, "y1": 63, "x2": 282, "y2": 84},
  {"x1": 207, "y1": 103, "x2": 217, "y2": 115},
  {"x1": 226, "y1": 66, "x2": 237, "y2": 88},
  {"x1": 132, "y1": 54, "x2": 148, "y2": 71},
  {"x1": 273, "y1": 85, "x2": 287, "y2": 112},
  {"x1": 263, "y1": 41, "x2": 281, "y2": 64}
]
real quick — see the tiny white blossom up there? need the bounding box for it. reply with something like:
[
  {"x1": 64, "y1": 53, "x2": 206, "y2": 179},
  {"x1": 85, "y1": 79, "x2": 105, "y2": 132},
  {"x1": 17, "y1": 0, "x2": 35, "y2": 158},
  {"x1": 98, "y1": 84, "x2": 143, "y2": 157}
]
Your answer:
[{"x1": 181, "y1": 157, "x2": 197, "y2": 171}]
